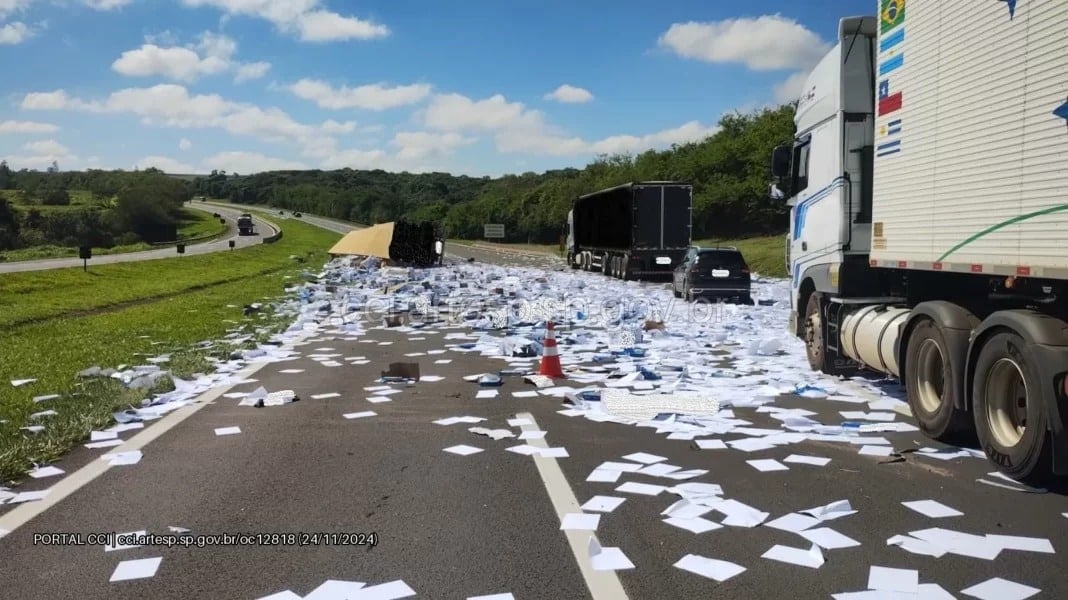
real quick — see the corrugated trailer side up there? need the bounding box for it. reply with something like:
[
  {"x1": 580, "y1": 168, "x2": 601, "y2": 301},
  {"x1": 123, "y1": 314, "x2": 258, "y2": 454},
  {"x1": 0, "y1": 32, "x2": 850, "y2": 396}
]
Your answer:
[{"x1": 869, "y1": 0, "x2": 1068, "y2": 278}]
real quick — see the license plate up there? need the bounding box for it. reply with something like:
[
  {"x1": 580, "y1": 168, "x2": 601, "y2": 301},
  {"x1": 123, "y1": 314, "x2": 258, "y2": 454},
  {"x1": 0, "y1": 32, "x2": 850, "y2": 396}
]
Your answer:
[{"x1": 711, "y1": 269, "x2": 730, "y2": 278}]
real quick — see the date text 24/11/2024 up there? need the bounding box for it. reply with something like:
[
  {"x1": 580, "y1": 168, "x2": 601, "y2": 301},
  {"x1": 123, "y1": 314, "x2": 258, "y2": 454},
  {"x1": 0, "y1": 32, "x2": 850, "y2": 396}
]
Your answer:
[{"x1": 32, "y1": 532, "x2": 379, "y2": 548}]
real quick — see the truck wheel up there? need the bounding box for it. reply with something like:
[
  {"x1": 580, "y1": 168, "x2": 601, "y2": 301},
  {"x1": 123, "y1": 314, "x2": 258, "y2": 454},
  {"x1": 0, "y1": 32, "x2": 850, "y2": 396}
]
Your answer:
[
  {"x1": 972, "y1": 331, "x2": 1051, "y2": 483},
  {"x1": 802, "y1": 293, "x2": 826, "y2": 372},
  {"x1": 904, "y1": 319, "x2": 969, "y2": 440}
]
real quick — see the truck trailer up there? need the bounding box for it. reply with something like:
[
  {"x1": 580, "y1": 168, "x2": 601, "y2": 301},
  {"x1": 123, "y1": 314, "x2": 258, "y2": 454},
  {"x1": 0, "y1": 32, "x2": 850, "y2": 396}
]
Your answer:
[
  {"x1": 237, "y1": 214, "x2": 255, "y2": 236},
  {"x1": 770, "y1": 0, "x2": 1068, "y2": 481},
  {"x1": 566, "y1": 181, "x2": 692, "y2": 280}
]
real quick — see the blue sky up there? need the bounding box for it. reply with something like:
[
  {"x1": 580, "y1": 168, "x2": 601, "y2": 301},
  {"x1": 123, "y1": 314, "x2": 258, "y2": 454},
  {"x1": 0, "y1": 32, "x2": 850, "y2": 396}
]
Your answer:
[{"x1": 0, "y1": 0, "x2": 873, "y2": 176}]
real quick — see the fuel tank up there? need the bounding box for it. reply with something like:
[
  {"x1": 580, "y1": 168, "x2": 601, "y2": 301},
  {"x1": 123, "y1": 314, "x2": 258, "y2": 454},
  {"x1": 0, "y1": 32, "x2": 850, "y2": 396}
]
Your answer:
[{"x1": 840, "y1": 305, "x2": 910, "y2": 377}]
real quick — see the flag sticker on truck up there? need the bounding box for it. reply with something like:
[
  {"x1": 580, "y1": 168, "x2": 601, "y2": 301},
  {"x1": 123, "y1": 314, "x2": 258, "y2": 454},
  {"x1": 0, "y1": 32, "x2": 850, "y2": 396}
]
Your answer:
[
  {"x1": 880, "y1": 0, "x2": 906, "y2": 34},
  {"x1": 876, "y1": 140, "x2": 901, "y2": 158},
  {"x1": 878, "y1": 81, "x2": 903, "y2": 116}
]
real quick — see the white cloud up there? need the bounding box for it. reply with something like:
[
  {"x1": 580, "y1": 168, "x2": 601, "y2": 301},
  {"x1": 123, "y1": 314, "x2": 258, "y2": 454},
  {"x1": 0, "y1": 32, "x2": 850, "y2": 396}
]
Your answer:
[
  {"x1": 658, "y1": 15, "x2": 831, "y2": 71},
  {"x1": 112, "y1": 31, "x2": 268, "y2": 83},
  {"x1": 178, "y1": 137, "x2": 192, "y2": 150},
  {"x1": 21, "y1": 85, "x2": 356, "y2": 157},
  {"x1": 23, "y1": 139, "x2": 69, "y2": 155},
  {"x1": 181, "y1": 0, "x2": 389, "y2": 42},
  {"x1": 0, "y1": 0, "x2": 31, "y2": 20},
  {"x1": 0, "y1": 120, "x2": 59, "y2": 134},
  {"x1": 138, "y1": 155, "x2": 196, "y2": 172},
  {"x1": 773, "y1": 71, "x2": 809, "y2": 103},
  {"x1": 424, "y1": 91, "x2": 717, "y2": 157},
  {"x1": 0, "y1": 21, "x2": 34, "y2": 45},
  {"x1": 289, "y1": 78, "x2": 431, "y2": 110},
  {"x1": 234, "y1": 60, "x2": 270, "y2": 82},
  {"x1": 83, "y1": 0, "x2": 134, "y2": 9},
  {"x1": 391, "y1": 131, "x2": 475, "y2": 161},
  {"x1": 202, "y1": 151, "x2": 307, "y2": 173},
  {"x1": 544, "y1": 84, "x2": 594, "y2": 104}
]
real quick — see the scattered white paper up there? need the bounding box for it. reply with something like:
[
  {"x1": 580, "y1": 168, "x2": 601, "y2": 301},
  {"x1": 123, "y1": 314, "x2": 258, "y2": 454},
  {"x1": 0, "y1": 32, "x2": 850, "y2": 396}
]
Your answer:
[
  {"x1": 799, "y1": 527, "x2": 861, "y2": 549},
  {"x1": 443, "y1": 445, "x2": 483, "y2": 456},
  {"x1": 91, "y1": 430, "x2": 119, "y2": 441},
  {"x1": 664, "y1": 516, "x2": 722, "y2": 534},
  {"x1": 11, "y1": 378, "x2": 37, "y2": 387},
  {"x1": 867, "y1": 566, "x2": 918, "y2": 594},
  {"x1": 762, "y1": 543, "x2": 825, "y2": 569},
  {"x1": 311, "y1": 392, "x2": 341, "y2": 399},
  {"x1": 344, "y1": 411, "x2": 377, "y2": 419},
  {"x1": 784, "y1": 454, "x2": 831, "y2": 466},
  {"x1": 256, "y1": 591, "x2": 302, "y2": 600},
  {"x1": 986, "y1": 534, "x2": 1055, "y2": 554},
  {"x1": 800, "y1": 500, "x2": 857, "y2": 521},
  {"x1": 512, "y1": 391, "x2": 539, "y2": 398},
  {"x1": 351, "y1": 579, "x2": 416, "y2": 599},
  {"x1": 7, "y1": 490, "x2": 50, "y2": 504},
  {"x1": 581, "y1": 496, "x2": 626, "y2": 513},
  {"x1": 303, "y1": 580, "x2": 366, "y2": 600},
  {"x1": 748, "y1": 459, "x2": 789, "y2": 472},
  {"x1": 279, "y1": 369, "x2": 304, "y2": 374},
  {"x1": 673, "y1": 554, "x2": 746, "y2": 582},
  {"x1": 621, "y1": 452, "x2": 667, "y2": 464},
  {"x1": 435, "y1": 416, "x2": 485, "y2": 426},
  {"x1": 29, "y1": 465, "x2": 64, "y2": 479},
  {"x1": 695, "y1": 439, "x2": 727, "y2": 450},
  {"x1": 537, "y1": 447, "x2": 569, "y2": 458},
  {"x1": 366, "y1": 396, "x2": 392, "y2": 404},
  {"x1": 467, "y1": 595, "x2": 514, "y2": 600},
  {"x1": 561, "y1": 512, "x2": 601, "y2": 531},
  {"x1": 104, "y1": 451, "x2": 143, "y2": 466},
  {"x1": 615, "y1": 482, "x2": 666, "y2": 496},
  {"x1": 858, "y1": 445, "x2": 894, "y2": 457},
  {"x1": 587, "y1": 469, "x2": 623, "y2": 483},
  {"x1": 901, "y1": 500, "x2": 963, "y2": 519},
  {"x1": 960, "y1": 577, "x2": 1040, "y2": 600},
  {"x1": 109, "y1": 557, "x2": 162, "y2": 582},
  {"x1": 588, "y1": 537, "x2": 635, "y2": 571},
  {"x1": 214, "y1": 426, "x2": 241, "y2": 436},
  {"x1": 765, "y1": 513, "x2": 821, "y2": 533},
  {"x1": 476, "y1": 390, "x2": 499, "y2": 399}
]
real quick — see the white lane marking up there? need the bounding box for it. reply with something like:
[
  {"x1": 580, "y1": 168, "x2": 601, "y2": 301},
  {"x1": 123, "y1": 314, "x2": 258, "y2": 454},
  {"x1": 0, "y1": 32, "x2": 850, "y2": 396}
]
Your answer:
[
  {"x1": 0, "y1": 332, "x2": 315, "y2": 534},
  {"x1": 515, "y1": 412, "x2": 630, "y2": 600}
]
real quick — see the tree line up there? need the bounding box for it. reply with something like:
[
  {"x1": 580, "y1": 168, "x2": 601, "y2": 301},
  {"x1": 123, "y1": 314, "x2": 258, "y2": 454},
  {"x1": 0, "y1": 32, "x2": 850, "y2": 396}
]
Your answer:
[
  {"x1": 193, "y1": 103, "x2": 797, "y2": 242},
  {"x1": 0, "y1": 163, "x2": 194, "y2": 251}
]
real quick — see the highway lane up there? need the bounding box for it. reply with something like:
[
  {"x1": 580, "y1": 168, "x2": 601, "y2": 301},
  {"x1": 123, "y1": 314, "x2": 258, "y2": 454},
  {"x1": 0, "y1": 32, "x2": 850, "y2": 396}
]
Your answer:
[
  {"x1": 0, "y1": 304, "x2": 1065, "y2": 599},
  {"x1": 2, "y1": 211, "x2": 1065, "y2": 599},
  {"x1": 1, "y1": 268, "x2": 1066, "y2": 598},
  {"x1": 0, "y1": 204, "x2": 277, "y2": 274}
]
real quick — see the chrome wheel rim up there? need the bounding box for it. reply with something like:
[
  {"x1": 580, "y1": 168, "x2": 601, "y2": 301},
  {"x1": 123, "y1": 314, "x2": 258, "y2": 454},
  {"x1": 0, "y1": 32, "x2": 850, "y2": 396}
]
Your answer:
[
  {"x1": 985, "y1": 358, "x2": 1028, "y2": 447},
  {"x1": 915, "y1": 338, "x2": 946, "y2": 413}
]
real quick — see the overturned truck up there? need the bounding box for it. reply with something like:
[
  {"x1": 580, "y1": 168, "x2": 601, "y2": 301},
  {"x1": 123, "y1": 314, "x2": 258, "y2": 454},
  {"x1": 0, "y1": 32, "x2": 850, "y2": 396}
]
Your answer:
[{"x1": 329, "y1": 220, "x2": 442, "y2": 266}]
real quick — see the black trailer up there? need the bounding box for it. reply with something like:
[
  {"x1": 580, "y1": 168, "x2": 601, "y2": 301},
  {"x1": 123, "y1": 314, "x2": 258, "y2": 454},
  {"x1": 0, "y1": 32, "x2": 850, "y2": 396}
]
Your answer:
[
  {"x1": 565, "y1": 181, "x2": 692, "y2": 280},
  {"x1": 237, "y1": 214, "x2": 255, "y2": 236}
]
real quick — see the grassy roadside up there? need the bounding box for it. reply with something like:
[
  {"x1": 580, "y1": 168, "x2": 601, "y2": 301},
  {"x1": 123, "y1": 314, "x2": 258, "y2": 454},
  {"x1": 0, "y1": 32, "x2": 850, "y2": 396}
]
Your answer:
[
  {"x1": 0, "y1": 207, "x2": 229, "y2": 262},
  {"x1": 1, "y1": 217, "x2": 313, "y2": 329},
  {"x1": 0, "y1": 219, "x2": 340, "y2": 482}
]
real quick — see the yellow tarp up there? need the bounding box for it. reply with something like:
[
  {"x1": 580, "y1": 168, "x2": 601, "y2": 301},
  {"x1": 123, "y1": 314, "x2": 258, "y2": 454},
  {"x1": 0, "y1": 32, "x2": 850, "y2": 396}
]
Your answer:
[{"x1": 328, "y1": 222, "x2": 396, "y2": 258}]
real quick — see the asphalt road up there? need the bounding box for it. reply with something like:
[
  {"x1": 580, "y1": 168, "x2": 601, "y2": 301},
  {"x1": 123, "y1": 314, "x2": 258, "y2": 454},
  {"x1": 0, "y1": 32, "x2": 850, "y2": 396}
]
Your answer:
[
  {"x1": 1, "y1": 216, "x2": 1065, "y2": 599},
  {"x1": 0, "y1": 204, "x2": 277, "y2": 274}
]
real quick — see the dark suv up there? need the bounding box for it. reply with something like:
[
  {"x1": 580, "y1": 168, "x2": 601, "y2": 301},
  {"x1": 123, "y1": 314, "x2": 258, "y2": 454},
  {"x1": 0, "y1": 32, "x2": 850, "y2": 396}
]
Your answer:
[{"x1": 671, "y1": 246, "x2": 753, "y2": 304}]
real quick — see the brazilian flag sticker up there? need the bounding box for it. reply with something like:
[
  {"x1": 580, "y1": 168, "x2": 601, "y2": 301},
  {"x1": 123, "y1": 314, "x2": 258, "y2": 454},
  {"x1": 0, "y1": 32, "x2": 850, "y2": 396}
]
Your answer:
[{"x1": 881, "y1": 0, "x2": 906, "y2": 33}]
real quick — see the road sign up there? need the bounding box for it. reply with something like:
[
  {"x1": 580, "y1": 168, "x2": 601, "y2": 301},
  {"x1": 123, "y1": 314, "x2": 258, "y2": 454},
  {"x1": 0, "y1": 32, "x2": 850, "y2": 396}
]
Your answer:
[{"x1": 484, "y1": 224, "x2": 505, "y2": 239}]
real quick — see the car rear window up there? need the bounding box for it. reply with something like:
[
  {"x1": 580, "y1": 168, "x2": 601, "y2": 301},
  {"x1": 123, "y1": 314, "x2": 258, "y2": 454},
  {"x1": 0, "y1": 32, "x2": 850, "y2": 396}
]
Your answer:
[{"x1": 697, "y1": 251, "x2": 746, "y2": 268}]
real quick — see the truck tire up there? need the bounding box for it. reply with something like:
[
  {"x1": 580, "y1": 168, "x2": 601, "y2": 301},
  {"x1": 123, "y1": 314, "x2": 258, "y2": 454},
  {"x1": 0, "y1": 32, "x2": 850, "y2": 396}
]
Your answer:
[
  {"x1": 904, "y1": 318, "x2": 969, "y2": 440},
  {"x1": 971, "y1": 331, "x2": 1052, "y2": 483},
  {"x1": 803, "y1": 292, "x2": 826, "y2": 372}
]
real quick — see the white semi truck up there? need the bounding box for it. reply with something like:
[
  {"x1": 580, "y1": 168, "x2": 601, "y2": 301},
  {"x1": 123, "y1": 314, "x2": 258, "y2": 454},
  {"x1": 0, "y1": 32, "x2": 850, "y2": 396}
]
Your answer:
[{"x1": 770, "y1": 0, "x2": 1068, "y2": 482}]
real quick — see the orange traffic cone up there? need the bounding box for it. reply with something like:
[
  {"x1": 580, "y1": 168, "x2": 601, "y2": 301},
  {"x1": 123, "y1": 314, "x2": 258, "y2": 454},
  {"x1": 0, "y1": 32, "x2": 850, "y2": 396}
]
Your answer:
[{"x1": 538, "y1": 321, "x2": 565, "y2": 378}]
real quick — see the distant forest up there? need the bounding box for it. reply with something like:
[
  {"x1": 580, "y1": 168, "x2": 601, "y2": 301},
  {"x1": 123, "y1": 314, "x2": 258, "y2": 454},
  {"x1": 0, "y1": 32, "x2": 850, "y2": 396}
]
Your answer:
[{"x1": 192, "y1": 103, "x2": 798, "y2": 243}]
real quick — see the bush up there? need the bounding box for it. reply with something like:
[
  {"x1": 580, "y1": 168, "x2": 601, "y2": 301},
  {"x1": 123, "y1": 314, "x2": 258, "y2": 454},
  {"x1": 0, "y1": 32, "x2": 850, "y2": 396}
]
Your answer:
[{"x1": 40, "y1": 188, "x2": 71, "y2": 206}]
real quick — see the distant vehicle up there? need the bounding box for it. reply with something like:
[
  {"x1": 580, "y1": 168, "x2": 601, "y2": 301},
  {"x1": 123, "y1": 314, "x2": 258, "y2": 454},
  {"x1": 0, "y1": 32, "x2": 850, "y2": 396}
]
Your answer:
[
  {"x1": 672, "y1": 246, "x2": 752, "y2": 304},
  {"x1": 293, "y1": 212, "x2": 302, "y2": 218},
  {"x1": 237, "y1": 213, "x2": 255, "y2": 236},
  {"x1": 771, "y1": 5, "x2": 1068, "y2": 481},
  {"x1": 565, "y1": 181, "x2": 692, "y2": 281}
]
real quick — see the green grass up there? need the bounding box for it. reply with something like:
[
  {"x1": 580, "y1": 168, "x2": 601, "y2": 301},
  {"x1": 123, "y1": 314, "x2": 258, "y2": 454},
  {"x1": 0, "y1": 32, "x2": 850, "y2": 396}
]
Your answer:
[
  {"x1": 0, "y1": 216, "x2": 328, "y2": 329},
  {"x1": 0, "y1": 201, "x2": 228, "y2": 262},
  {"x1": 693, "y1": 234, "x2": 788, "y2": 278},
  {"x1": 2, "y1": 189, "x2": 98, "y2": 210},
  {"x1": 0, "y1": 218, "x2": 340, "y2": 482}
]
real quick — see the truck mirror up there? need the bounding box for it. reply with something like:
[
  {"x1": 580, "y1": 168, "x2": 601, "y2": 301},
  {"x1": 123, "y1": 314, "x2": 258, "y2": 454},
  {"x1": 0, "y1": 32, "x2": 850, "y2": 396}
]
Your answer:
[{"x1": 771, "y1": 145, "x2": 792, "y2": 178}]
